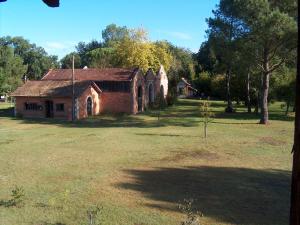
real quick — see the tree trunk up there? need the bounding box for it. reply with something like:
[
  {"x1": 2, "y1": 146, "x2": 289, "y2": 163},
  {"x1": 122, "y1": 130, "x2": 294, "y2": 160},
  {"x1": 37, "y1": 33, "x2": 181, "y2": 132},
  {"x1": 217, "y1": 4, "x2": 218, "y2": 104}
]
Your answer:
[
  {"x1": 255, "y1": 91, "x2": 259, "y2": 114},
  {"x1": 247, "y1": 72, "x2": 251, "y2": 113},
  {"x1": 290, "y1": 31, "x2": 300, "y2": 225},
  {"x1": 260, "y1": 49, "x2": 270, "y2": 124},
  {"x1": 204, "y1": 121, "x2": 207, "y2": 139},
  {"x1": 225, "y1": 69, "x2": 234, "y2": 113},
  {"x1": 260, "y1": 72, "x2": 270, "y2": 124},
  {"x1": 286, "y1": 100, "x2": 291, "y2": 115}
]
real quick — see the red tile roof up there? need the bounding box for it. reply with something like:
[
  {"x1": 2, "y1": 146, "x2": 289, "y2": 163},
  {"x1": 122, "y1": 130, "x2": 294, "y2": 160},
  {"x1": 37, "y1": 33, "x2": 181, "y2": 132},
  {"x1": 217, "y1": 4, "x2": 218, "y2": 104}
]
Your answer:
[
  {"x1": 11, "y1": 80, "x2": 101, "y2": 98},
  {"x1": 42, "y1": 68, "x2": 138, "y2": 82}
]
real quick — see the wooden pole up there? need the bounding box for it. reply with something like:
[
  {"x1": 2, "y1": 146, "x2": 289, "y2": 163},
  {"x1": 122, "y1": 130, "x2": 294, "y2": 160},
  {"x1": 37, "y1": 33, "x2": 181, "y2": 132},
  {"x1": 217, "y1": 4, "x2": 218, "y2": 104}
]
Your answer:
[
  {"x1": 290, "y1": 15, "x2": 300, "y2": 225},
  {"x1": 72, "y1": 55, "x2": 75, "y2": 122}
]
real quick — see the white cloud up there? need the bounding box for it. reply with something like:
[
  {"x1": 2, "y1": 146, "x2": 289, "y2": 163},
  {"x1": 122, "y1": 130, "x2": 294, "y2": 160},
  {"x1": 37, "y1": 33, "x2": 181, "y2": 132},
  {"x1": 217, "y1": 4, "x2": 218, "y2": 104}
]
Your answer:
[
  {"x1": 45, "y1": 41, "x2": 75, "y2": 50},
  {"x1": 44, "y1": 41, "x2": 76, "y2": 59}
]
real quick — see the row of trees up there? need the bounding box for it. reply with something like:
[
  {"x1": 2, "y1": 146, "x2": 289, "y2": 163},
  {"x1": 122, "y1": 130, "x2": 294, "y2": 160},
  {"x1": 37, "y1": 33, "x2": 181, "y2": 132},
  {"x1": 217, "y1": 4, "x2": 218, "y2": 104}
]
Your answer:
[
  {"x1": 0, "y1": 10, "x2": 297, "y2": 125},
  {"x1": 0, "y1": 36, "x2": 59, "y2": 95},
  {"x1": 60, "y1": 24, "x2": 196, "y2": 83},
  {"x1": 0, "y1": 24, "x2": 196, "y2": 97},
  {"x1": 195, "y1": 0, "x2": 297, "y2": 124}
]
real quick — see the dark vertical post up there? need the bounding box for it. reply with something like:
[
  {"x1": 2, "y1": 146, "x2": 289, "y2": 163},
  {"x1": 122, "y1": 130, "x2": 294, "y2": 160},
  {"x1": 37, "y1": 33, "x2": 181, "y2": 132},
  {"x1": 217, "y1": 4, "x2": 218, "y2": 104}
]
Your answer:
[
  {"x1": 290, "y1": 15, "x2": 300, "y2": 225},
  {"x1": 72, "y1": 55, "x2": 75, "y2": 122}
]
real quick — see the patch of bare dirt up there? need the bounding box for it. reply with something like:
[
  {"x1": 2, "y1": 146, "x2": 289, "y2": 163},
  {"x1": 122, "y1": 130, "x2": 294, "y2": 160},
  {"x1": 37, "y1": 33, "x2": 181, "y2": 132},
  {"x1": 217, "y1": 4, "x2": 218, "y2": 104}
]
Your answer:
[
  {"x1": 159, "y1": 150, "x2": 219, "y2": 163},
  {"x1": 260, "y1": 137, "x2": 287, "y2": 146}
]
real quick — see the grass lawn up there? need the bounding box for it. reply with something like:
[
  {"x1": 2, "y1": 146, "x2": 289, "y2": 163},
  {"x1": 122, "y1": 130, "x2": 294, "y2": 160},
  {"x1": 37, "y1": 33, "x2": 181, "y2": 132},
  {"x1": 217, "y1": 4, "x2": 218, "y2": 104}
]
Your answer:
[{"x1": 0, "y1": 99, "x2": 294, "y2": 225}]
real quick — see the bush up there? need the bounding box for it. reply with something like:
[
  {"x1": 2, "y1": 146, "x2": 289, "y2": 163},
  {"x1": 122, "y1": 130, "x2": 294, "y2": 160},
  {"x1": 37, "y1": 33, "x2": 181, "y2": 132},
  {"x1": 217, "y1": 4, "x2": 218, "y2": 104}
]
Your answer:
[
  {"x1": 10, "y1": 186, "x2": 25, "y2": 206},
  {"x1": 166, "y1": 89, "x2": 177, "y2": 106},
  {"x1": 86, "y1": 205, "x2": 103, "y2": 225},
  {"x1": 179, "y1": 199, "x2": 203, "y2": 225}
]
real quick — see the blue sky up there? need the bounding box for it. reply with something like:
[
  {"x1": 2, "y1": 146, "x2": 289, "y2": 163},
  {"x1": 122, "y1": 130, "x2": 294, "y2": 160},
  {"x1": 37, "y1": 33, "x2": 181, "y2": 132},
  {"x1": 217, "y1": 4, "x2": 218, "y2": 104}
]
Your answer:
[{"x1": 0, "y1": 0, "x2": 219, "y2": 59}]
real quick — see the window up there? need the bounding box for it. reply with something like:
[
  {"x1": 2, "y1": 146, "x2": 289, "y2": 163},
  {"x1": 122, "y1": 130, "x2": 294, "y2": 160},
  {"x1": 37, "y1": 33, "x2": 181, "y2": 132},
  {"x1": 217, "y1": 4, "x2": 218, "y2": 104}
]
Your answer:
[
  {"x1": 96, "y1": 81, "x2": 130, "y2": 92},
  {"x1": 24, "y1": 103, "x2": 38, "y2": 111},
  {"x1": 56, "y1": 103, "x2": 64, "y2": 112}
]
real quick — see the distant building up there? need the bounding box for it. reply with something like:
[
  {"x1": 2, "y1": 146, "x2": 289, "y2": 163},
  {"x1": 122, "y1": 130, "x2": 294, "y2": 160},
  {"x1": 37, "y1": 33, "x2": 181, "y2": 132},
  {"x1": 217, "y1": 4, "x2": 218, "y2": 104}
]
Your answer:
[
  {"x1": 176, "y1": 78, "x2": 198, "y2": 98},
  {"x1": 0, "y1": 96, "x2": 5, "y2": 102},
  {"x1": 11, "y1": 66, "x2": 168, "y2": 120}
]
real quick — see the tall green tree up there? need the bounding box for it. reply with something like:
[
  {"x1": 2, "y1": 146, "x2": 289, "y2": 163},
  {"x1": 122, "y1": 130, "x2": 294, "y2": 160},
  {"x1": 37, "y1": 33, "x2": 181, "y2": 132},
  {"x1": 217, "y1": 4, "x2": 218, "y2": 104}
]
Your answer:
[
  {"x1": 164, "y1": 41, "x2": 196, "y2": 85},
  {"x1": 60, "y1": 52, "x2": 81, "y2": 69},
  {"x1": 75, "y1": 40, "x2": 102, "y2": 67},
  {"x1": 0, "y1": 45, "x2": 27, "y2": 95},
  {"x1": 114, "y1": 28, "x2": 173, "y2": 72},
  {"x1": 274, "y1": 66, "x2": 296, "y2": 115},
  {"x1": 0, "y1": 36, "x2": 59, "y2": 80},
  {"x1": 235, "y1": 0, "x2": 297, "y2": 124},
  {"x1": 101, "y1": 24, "x2": 129, "y2": 46},
  {"x1": 290, "y1": 14, "x2": 299, "y2": 223},
  {"x1": 85, "y1": 47, "x2": 116, "y2": 68},
  {"x1": 206, "y1": 0, "x2": 247, "y2": 112},
  {"x1": 196, "y1": 40, "x2": 217, "y2": 74}
]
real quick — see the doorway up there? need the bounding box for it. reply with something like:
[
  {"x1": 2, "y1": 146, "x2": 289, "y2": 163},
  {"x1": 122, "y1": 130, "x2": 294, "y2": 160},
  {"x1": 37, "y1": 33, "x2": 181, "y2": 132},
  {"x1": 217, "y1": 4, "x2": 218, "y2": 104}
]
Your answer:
[
  {"x1": 137, "y1": 86, "x2": 143, "y2": 112},
  {"x1": 87, "y1": 97, "x2": 92, "y2": 116},
  {"x1": 45, "y1": 100, "x2": 54, "y2": 118},
  {"x1": 160, "y1": 85, "x2": 164, "y2": 99},
  {"x1": 148, "y1": 83, "x2": 154, "y2": 104}
]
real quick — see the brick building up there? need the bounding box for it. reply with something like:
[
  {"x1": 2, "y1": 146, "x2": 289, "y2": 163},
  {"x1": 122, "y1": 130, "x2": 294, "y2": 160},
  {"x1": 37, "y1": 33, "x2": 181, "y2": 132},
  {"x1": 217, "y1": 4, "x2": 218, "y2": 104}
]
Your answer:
[
  {"x1": 177, "y1": 77, "x2": 197, "y2": 98},
  {"x1": 11, "y1": 66, "x2": 168, "y2": 120}
]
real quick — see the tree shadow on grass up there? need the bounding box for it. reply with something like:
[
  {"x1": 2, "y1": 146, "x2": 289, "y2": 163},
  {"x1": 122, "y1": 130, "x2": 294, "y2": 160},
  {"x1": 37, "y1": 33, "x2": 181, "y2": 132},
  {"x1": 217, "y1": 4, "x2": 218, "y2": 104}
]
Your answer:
[
  {"x1": 0, "y1": 199, "x2": 14, "y2": 207},
  {"x1": 214, "y1": 111, "x2": 294, "y2": 123},
  {"x1": 134, "y1": 133, "x2": 199, "y2": 138},
  {"x1": 40, "y1": 222, "x2": 66, "y2": 225},
  {"x1": 11, "y1": 113, "x2": 199, "y2": 128},
  {"x1": 0, "y1": 100, "x2": 294, "y2": 128},
  {"x1": 116, "y1": 166, "x2": 291, "y2": 225},
  {"x1": 0, "y1": 107, "x2": 14, "y2": 117}
]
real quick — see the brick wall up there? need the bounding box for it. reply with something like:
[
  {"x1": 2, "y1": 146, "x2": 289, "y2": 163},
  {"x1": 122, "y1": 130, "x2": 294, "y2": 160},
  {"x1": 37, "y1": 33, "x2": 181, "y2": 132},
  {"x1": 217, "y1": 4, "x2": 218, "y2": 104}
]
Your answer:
[
  {"x1": 155, "y1": 66, "x2": 168, "y2": 99},
  {"x1": 131, "y1": 70, "x2": 145, "y2": 114},
  {"x1": 77, "y1": 86, "x2": 101, "y2": 119},
  {"x1": 15, "y1": 97, "x2": 72, "y2": 120},
  {"x1": 14, "y1": 86, "x2": 101, "y2": 121},
  {"x1": 101, "y1": 92, "x2": 131, "y2": 114}
]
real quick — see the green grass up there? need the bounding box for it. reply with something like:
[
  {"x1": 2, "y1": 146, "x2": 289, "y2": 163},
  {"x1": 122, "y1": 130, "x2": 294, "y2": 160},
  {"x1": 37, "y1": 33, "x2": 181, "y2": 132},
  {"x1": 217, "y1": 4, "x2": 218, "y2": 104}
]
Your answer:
[{"x1": 0, "y1": 99, "x2": 294, "y2": 225}]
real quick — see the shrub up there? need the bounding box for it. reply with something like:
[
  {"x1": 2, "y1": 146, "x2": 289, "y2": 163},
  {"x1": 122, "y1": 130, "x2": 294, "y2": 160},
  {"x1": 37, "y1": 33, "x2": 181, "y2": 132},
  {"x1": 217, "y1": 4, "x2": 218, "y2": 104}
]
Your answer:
[
  {"x1": 179, "y1": 199, "x2": 203, "y2": 225},
  {"x1": 87, "y1": 205, "x2": 103, "y2": 225},
  {"x1": 152, "y1": 95, "x2": 166, "y2": 121},
  {"x1": 9, "y1": 186, "x2": 25, "y2": 207}
]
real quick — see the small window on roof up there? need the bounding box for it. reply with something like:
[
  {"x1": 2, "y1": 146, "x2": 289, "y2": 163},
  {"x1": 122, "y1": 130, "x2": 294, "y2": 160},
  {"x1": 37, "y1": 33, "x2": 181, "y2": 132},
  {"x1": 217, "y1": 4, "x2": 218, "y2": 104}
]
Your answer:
[{"x1": 56, "y1": 103, "x2": 64, "y2": 112}]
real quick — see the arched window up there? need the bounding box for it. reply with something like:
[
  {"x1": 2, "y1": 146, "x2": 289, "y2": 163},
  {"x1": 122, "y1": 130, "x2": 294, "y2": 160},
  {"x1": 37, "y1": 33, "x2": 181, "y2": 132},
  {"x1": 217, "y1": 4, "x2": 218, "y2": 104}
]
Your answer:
[
  {"x1": 160, "y1": 85, "x2": 164, "y2": 99},
  {"x1": 148, "y1": 83, "x2": 154, "y2": 103},
  {"x1": 137, "y1": 86, "x2": 143, "y2": 112},
  {"x1": 87, "y1": 97, "x2": 92, "y2": 116}
]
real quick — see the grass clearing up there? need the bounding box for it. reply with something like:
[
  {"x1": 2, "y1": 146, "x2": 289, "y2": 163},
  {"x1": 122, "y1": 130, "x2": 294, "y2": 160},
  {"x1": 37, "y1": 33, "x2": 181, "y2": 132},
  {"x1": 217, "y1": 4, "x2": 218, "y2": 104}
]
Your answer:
[{"x1": 0, "y1": 99, "x2": 294, "y2": 225}]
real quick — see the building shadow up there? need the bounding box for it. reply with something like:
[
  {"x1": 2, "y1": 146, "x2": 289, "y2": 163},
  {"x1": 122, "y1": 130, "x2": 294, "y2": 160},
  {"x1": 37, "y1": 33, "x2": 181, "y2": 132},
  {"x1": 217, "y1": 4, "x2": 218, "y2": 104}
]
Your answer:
[
  {"x1": 0, "y1": 99, "x2": 294, "y2": 127},
  {"x1": 0, "y1": 199, "x2": 13, "y2": 207},
  {"x1": 40, "y1": 222, "x2": 66, "y2": 225},
  {"x1": 9, "y1": 113, "x2": 199, "y2": 128},
  {"x1": 0, "y1": 107, "x2": 14, "y2": 117},
  {"x1": 116, "y1": 166, "x2": 291, "y2": 225},
  {"x1": 214, "y1": 111, "x2": 294, "y2": 123},
  {"x1": 134, "y1": 133, "x2": 199, "y2": 138}
]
